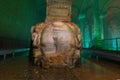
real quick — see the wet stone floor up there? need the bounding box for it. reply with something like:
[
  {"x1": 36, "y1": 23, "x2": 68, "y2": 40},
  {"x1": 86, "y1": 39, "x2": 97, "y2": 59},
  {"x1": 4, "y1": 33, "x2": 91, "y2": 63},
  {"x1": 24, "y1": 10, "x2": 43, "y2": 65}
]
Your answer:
[{"x1": 0, "y1": 52, "x2": 120, "y2": 80}]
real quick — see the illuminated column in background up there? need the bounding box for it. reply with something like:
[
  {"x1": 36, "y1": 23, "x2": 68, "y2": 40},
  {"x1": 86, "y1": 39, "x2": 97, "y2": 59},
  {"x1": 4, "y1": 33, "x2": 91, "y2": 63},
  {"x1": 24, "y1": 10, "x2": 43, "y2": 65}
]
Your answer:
[
  {"x1": 88, "y1": 20, "x2": 93, "y2": 48},
  {"x1": 92, "y1": 0, "x2": 102, "y2": 47},
  {"x1": 78, "y1": 14, "x2": 85, "y2": 48},
  {"x1": 100, "y1": 13, "x2": 106, "y2": 39}
]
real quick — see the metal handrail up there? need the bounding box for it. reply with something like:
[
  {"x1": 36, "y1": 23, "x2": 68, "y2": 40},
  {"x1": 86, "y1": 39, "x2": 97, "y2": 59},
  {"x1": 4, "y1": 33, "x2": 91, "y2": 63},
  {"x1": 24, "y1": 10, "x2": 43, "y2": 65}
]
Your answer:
[
  {"x1": 0, "y1": 37, "x2": 29, "y2": 49},
  {"x1": 83, "y1": 38, "x2": 120, "y2": 51}
]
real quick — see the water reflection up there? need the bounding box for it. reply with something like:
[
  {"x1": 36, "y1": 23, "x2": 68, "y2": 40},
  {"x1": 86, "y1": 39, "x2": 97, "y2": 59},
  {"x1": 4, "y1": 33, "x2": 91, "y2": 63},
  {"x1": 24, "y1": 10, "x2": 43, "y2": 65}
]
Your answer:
[
  {"x1": 28, "y1": 67, "x2": 78, "y2": 80},
  {"x1": 0, "y1": 52, "x2": 120, "y2": 80}
]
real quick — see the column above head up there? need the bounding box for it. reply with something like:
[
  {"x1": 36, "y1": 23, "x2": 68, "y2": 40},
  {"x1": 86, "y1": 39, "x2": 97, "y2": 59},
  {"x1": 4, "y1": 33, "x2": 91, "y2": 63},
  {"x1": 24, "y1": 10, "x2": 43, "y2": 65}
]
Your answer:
[{"x1": 46, "y1": 0, "x2": 72, "y2": 22}]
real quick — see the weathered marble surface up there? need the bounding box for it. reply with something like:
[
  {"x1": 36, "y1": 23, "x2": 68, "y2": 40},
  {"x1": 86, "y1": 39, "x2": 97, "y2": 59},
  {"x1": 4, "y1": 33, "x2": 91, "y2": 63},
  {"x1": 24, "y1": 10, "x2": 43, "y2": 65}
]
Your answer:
[{"x1": 31, "y1": 21, "x2": 82, "y2": 68}]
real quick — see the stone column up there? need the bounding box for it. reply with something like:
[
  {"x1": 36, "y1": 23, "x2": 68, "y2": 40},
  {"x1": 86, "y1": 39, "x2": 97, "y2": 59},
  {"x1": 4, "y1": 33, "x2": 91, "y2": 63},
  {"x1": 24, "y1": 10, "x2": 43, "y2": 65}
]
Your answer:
[
  {"x1": 78, "y1": 14, "x2": 85, "y2": 48},
  {"x1": 92, "y1": 0, "x2": 102, "y2": 48},
  {"x1": 100, "y1": 13, "x2": 106, "y2": 39}
]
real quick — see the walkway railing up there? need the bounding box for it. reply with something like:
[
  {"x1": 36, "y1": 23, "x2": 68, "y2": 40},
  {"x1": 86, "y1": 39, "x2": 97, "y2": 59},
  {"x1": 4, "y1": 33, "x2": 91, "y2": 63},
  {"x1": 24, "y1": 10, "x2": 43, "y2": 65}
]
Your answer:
[
  {"x1": 0, "y1": 37, "x2": 30, "y2": 60},
  {"x1": 83, "y1": 38, "x2": 120, "y2": 51}
]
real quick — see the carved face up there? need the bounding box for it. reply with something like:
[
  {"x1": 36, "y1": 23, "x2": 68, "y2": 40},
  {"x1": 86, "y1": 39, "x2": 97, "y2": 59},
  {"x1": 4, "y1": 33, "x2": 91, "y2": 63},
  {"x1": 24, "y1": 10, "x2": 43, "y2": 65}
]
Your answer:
[
  {"x1": 31, "y1": 26, "x2": 40, "y2": 47},
  {"x1": 31, "y1": 21, "x2": 82, "y2": 68},
  {"x1": 32, "y1": 33, "x2": 40, "y2": 47}
]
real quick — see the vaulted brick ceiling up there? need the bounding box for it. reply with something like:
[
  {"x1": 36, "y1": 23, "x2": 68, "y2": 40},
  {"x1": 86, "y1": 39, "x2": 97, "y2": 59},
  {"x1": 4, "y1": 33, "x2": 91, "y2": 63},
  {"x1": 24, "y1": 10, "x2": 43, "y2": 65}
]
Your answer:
[{"x1": 0, "y1": 0, "x2": 120, "y2": 41}]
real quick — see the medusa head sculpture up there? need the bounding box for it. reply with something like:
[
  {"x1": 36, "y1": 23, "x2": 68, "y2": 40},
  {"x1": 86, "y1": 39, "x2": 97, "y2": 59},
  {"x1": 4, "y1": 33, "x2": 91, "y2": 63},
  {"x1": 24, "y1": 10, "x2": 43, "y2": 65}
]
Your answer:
[{"x1": 30, "y1": 0, "x2": 82, "y2": 68}]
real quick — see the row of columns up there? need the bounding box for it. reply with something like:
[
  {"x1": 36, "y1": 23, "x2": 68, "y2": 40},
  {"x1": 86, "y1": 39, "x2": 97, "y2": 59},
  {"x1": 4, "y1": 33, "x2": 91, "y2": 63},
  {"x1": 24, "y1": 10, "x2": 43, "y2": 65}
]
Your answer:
[{"x1": 78, "y1": 0, "x2": 105, "y2": 48}]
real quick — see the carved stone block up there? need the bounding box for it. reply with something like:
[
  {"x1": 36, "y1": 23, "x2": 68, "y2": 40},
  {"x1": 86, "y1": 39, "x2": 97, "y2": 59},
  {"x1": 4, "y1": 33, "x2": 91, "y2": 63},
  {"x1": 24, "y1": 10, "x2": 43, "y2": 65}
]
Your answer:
[
  {"x1": 31, "y1": 22, "x2": 82, "y2": 68},
  {"x1": 30, "y1": 0, "x2": 82, "y2": 68}
]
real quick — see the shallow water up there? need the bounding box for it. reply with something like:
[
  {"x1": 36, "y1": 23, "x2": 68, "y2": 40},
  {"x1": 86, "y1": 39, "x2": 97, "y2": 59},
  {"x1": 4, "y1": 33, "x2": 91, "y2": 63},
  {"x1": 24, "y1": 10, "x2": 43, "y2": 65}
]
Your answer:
[{"x1": 0, "y1": 51, "x2": 120, "y2": 80}]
